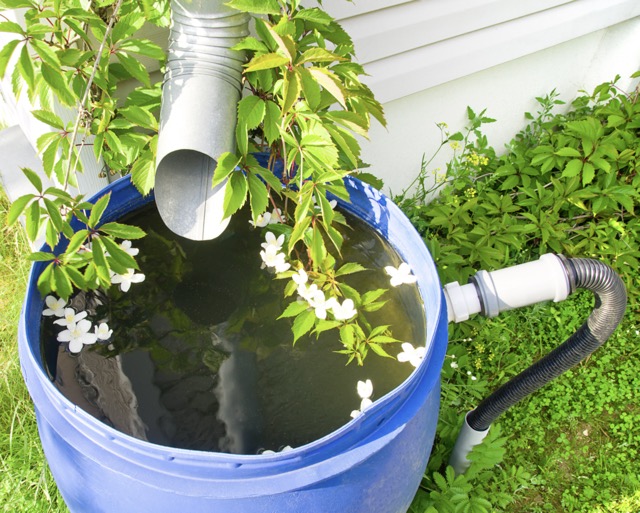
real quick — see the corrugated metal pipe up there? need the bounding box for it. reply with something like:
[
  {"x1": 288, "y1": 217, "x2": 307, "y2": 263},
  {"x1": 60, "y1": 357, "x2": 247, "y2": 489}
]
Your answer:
[
  {"x1": 446, "y1": 255, "x2": 626, "y2": 474},
  {"x1": 155, "y1": 0, "x2": 249, "y2": 240}
]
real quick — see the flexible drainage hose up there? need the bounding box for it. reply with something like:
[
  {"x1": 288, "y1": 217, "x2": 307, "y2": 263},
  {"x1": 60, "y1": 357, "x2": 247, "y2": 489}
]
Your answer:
[{"x1": 448, "y1": 256, "x2": 627, "y2": 473}]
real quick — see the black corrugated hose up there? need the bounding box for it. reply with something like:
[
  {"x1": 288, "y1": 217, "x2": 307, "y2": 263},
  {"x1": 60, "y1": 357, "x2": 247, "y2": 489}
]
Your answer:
[{"x1": 467, "y1": 258, "x2": 627, "y2": 432}]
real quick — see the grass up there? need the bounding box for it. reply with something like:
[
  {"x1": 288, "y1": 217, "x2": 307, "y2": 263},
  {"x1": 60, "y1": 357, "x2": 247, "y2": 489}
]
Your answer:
[
  {"x1": 1, "y1": 178, "x2": 638, "y2": 512},
  {"x1": 0, "y1": 188, "x2": 67, "y2": 512}
]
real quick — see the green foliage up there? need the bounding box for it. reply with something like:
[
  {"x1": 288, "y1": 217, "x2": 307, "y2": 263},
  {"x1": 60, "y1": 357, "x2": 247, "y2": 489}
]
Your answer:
[
  {"x1": 404, "y1": 75, "x2": 640, "y2": 512},
  {"x1": 216, "y1": 0, "x2": 399, "y2": 364},
  {"x1": 0, "y1": 0, "x2": 169, "y2": 298},
  {"x1": 397, "y1": 78, "x2": 640, "y2": 304}
]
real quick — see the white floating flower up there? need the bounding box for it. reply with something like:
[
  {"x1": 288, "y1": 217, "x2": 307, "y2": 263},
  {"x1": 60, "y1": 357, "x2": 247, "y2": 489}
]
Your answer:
[
  {"x1": 397, "y1": 342, "x2": 426, "y2": 368},
  {"x1": 292, "y1": 269, "x2": 308, "y2": 287},
  {"x1": 350, "y1": 379, "x2": 374, "y2": 419},
  {"x1": 261, "y1": 231, "x2": 285, "y2": 252},
  {"x1": 111, "y1": 268, "x2": 146, "y2": 292},
  {"x1": 357, "y1": 379, "x2": 373, "y2": 400},
  {"x1": 308, "y1": 289, "x2": 331, "y2": 320},
  {"x1": 269, "y1": 208, "x2": 283, "y2": 224},
  {"x1": 54, "y1": 308, "x2": 88, "y2": 328},
  {"x1": 57, "y1": 319, "x2": 98, "y2": 353},
  {"x1": 384, "y1": 263, "x2": 417, "y2": 287},
  {"x1": 329, "y1": 199, "x2": 337, "y2": 209},
  {"x1": 95, "y1": 322, "x2": 113, "y2": 341},
  {"x1": 331, "y1": 298, "x2": 357, "y2": 321},
  {"x1": 120, "y1": 240, "x2": 139, "y2": 256},
  {"x1": 250, "y1": 212, "x2": 272, "y2": 228},
  {"x1": 297, "y1": 282, "x2": 318, "y2": 302},
  {"x1": 43, "y1": 295, "x2": 66, "y2": 317}
]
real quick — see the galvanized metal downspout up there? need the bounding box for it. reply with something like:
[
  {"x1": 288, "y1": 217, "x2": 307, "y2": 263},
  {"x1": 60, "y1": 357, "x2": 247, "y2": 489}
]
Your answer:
[{"x1": 155, "y1": 0, "x2": 249, "y2": 240}]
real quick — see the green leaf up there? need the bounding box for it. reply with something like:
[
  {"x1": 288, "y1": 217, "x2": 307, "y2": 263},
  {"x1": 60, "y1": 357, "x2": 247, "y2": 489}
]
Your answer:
[
  {"x1": 238, "y1": 96, "x2": 266, "y2": 130},
  {"x1": 245, "y1": 52, "x2": 289, "y2": 72},
  {"x1": 294, "y1": 7, "x2": 334, "y2": 25},
  {"x1": 43, "y1": 197, "x2": 63, "y2": 232},
  {"x1": 223, "y1": 170, "x2": 248, "y2": 218},
  {"x1": 130, "y1": 149, "x2": 156, "y2": 196},
  {"x1": 99, "y1": 222, "x2": 146, "y2": 240},
  {"x1": 27, "y1": 251, "x2": 56, "y2": 262},
  {"x1": 0, "y1": 40, "x2": 20, "y2": 78},
  {"x1": 226, "y1": 0, "x2": 281, "y2": 15},
  {"x1": 25, "y1": 200, "x2": 42, "y2": 241},
  {"x1": 291, "y1": 308, "x2": 316, "y2": 344},
  {"x1": 562, "y1": 159, "x2": 583, "y2": 178},
  {"x1": 236, "y1": 120, "x2": 248, "y2": 156},
  {"x1": 116, "y1": 52, "x2": 151, "y2": 86},
  {"x1": 247, "y1": 172, "x2": 269, "y2": 223},
  {"x1": 63, "y1": 229, "x2": 90, "y2": 259},
  {"x1": 17, "y1": 44, "x2": 34, "y2": 90},
  {"x1": 64, "y1": 265, "x2": 87, "y2": 289},
  {"x1": 278, "y1": 300, "x2": 309, "y2": 319},
  {"x1": 29, "y1": 38, "x2": 59, "y2": 67},
  {"x1": 282, "y1": 68, "x2": 300, "y2": 113},
  {"x1": 298, "y1": 48, "x2": 343, "y2": 64},
  {"x1": 31, "y1": 109, "x2": 65, "y2": 130},
  {"x1": 288, "y1": 216, "x2": 311, "y2": 252},
  {"x1": 212, "y1": 152, "x2": 241, "y2": 188},
  {"x1": 555, "y1": 147, "x2": 582, "y2": 158},
  {"x1": 21, "y1": 167, "x2": 43, "y2": 193},
  {"x1": 41, "y1": 63, "x2": 75, "y2": 106},
  {"x1": 91, "y1": 238, "x2": 111, "y2": 287},
  {"x1": 0, "y1": 21, "x2": 25, "y2": 34},
  {"x1": 101, "y1": 235, "x2": 138, "y2": 270},
  {"x1": 263, "y1": 100, "x2": 281, "y2": 144},
  {"x1": 582, "y1": 162, "x2": 595, "y2": 186},
  {"x1": 368, "y1": 342, "x2": 392, "y2": 358},
  {"x1": 120, "y1": 105, "x2": 158, "y2": 130},
  {"x1": 118, "y1": 38, "x2": 165, "y2": 60},
  {"x1": 7, "y1": 194, "x2": 35, "y2": 225},
  {"x1": 52, "y1": 265, "x2": 73, "y2": 299},
  {"x1": 309, "y1": 67, "x2": 346, "y2": 108},
  {"x1": 88, "y1": 194, "x2": 110, "y2": 229},
  {"x1": 299, "y1": 67, "x2": 321, "y2": 111},
  {"x1": 336, "y1": 262, "x2": 367, "y2": 276}
]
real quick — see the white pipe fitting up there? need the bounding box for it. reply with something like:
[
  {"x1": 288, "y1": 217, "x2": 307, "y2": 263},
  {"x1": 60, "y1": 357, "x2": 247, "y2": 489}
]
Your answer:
[
  {"x1": 444, "y1": 253, "x2": 571, "y2": 323},
  {"x1": 449, "y1": 412, "x2": 490, "y2": 475}
]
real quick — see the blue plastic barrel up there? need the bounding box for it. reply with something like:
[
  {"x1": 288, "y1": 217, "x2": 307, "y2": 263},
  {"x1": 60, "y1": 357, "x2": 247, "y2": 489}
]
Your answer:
[{"x1": 18, "y1": 175, "x2": 448, "y2": 513}]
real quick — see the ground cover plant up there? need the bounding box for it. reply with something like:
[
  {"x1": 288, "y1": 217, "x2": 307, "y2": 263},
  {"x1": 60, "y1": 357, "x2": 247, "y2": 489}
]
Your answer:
[{"x1": 401, "y1": 74, "x2": 640, "y2": 512}]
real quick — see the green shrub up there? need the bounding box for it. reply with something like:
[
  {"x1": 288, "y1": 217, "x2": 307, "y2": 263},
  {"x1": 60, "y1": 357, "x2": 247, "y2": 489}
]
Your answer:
[
  {"x1": 401, "y1": 73, "x2": 640, "y2": 512},
  {"x1": 397, "y1": 73, "x2": 640, "y2": 305}
]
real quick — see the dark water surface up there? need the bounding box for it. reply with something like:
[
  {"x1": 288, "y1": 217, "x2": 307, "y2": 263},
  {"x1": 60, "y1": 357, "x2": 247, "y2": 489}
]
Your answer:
[{"x1": 45, "y1": 203, "x2": 425, "y2": 454}]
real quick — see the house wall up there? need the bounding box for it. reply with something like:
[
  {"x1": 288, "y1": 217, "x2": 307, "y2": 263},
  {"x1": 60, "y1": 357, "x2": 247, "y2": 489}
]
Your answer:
[
  {"x1": 318, "y1": 0, "x2": 640, "y2": 193},
  {"x1": 1, "y1": 0, "x2": 639, "y2": 199}
]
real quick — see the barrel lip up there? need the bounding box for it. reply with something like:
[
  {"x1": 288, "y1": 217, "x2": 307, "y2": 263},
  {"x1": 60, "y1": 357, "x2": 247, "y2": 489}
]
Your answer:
[{"x1": 19, "y1": 172, "x2": 445, "y2": 478}]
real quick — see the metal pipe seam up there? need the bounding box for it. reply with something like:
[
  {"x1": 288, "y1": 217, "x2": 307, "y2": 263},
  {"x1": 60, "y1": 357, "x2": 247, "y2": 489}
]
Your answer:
[{"x1": 154, "y1": 0, "x2": 249, "y2": 241}]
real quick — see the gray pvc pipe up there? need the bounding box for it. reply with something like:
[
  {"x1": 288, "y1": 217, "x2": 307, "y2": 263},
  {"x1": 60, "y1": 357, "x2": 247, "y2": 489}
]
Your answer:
[{"x1": 155, "y1": 0, "x2": 249, "y2": 240}]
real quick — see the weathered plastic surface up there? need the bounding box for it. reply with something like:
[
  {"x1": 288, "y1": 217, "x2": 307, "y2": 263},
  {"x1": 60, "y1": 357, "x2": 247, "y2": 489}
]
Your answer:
[
  {"x1": 18, "y1": 175, "x2": 448, "y2": 513},
  {"x1": 154, "y1": 0, "x2": 248, "y2": 240}
]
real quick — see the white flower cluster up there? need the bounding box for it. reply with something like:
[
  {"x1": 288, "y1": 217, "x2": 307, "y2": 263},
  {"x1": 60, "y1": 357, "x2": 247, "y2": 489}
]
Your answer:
[
  {"x1": 292, "y1": 269, "x2": 357, "y2": 321},
  {"x1": 41, "y1": 241, "x2": 144, "y2": 353},
  {"x1": 250, "y1": 208, "x2": 283, "y2": 228},
  {"x1": 259, "y1": 232, "x2": 291, "y2": 273},
  {"x1": 43, "y1": 296, "x2": 112, "y2": 353},
  {"x1": 261, "y1": 445, "x2": 293, "y2": 455},
  {"x1": 110, "y1": 241, "x2": 145, "y2": 292},
  {"x1": 350, "y1": 379, "x2": 373, "y2": 419},
  {"x1": 384, "y1": 263, "x2": 417, "y2": 287},
  {"x1": 397, "y1": 342, "x2": 426, "y2": 368}
]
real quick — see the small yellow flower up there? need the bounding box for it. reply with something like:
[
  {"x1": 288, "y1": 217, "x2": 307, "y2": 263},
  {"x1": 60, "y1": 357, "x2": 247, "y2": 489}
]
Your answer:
[{"x1": 449, "y1": 141, "x2": 461, "y2": 151}]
